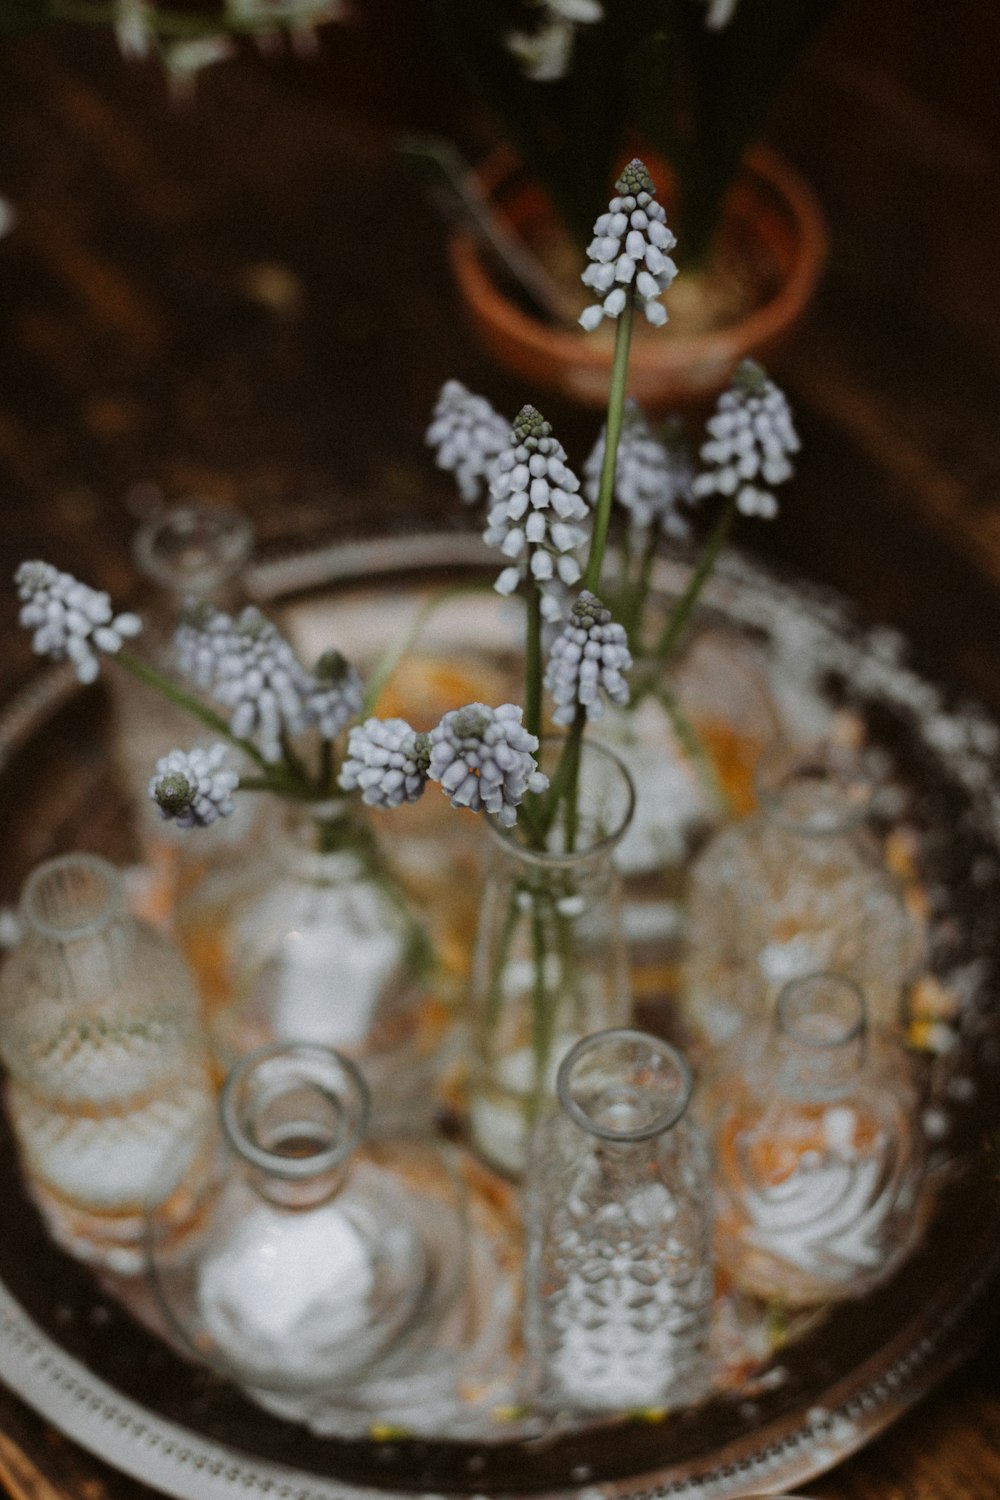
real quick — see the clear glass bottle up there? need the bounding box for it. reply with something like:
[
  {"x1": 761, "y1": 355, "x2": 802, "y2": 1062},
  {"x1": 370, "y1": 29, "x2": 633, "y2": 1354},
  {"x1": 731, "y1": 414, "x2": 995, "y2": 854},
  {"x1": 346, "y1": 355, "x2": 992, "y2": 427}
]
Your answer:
[
  {"x1": 523, "y1": 1029, "x2": 713, "y2": 1412},
  {"x1": 0, "y1": 854, "x2": 215, "y2": 1272},
  {"x1": 467, "y1": 738, "x2": 635, "y2": 1177},
  {"x1": 174, "y1": 800, "x2": 445, "y2": 1127},
  {"x1": 684, "y1": 741, "x2": 922, "y2": 1045},
  {"x1": 146, "y1": 1043, "x2": 466, "y2": 1397},
  {"x1": 712, "y1": 974, "x2": 926, "y2": 1304},
  {"x1": 110, "y1": 502, "x2": 256, "y2": 895}
]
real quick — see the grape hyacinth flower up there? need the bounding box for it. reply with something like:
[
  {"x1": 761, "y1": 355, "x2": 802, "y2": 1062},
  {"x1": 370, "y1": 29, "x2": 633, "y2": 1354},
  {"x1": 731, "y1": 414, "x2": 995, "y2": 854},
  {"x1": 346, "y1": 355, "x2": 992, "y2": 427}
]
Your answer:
[
  {"x1": 507, "y1": 0, "x2": 603, "y2": 82},
  {"x1": 585, "y1": 401, "x2": 694, "y2": 542},
  {"x1": 544, "y1": 591, "x2": 632, "y2": 726},
  {"x1": 174, "y1": 604, "x2": 313, "y2": 762},
  {"x1": 579, "y1": 159, "x2": 678, "y2": 331},
  {"x1": 149, "y1": 744, "x2": 238, "y2": 828},
  {"x1": 427, "y1": 703, "x2": 548, "y2": 828},
  {"x1": 425, "y1": 380, "x2": 510, "y2": 505},
  {"x1": 306, "y1": 649, "x2": 364, "y2": 740},
  {"x1": 484, "y1": 405, "x2": 590, "y2": 624},
  {"x1": 15, "y1": 561, "x2": 142, "y2": 684},
  {"x1": 693, "y1": 360, "x2": 800, "y2": 519},
  {"x1": 339, "y1": 718, "x2": 431, "y2": 810}
]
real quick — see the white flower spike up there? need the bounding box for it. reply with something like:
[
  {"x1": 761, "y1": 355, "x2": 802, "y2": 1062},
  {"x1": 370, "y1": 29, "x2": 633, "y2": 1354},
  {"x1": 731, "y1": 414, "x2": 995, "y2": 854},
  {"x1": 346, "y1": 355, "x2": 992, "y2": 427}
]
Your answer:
[
  {"x1": 339, "y1": 718, "x2": 431, "y2": 810},
  {"x1": 506, "y1": 0, "x2": 603, "y2": 83},
  {"x1": 306, "y1": 649, "x2": 364, "y2": 740},
  {"x1": 426, "y1": 380, "x2": 509, "y2": 504},
  {"x1": 484, "y1": 404, "x2": 591, "y2": 624},
  {"x1": 149, "y1": 744, "x2": 238, "y2": 829},
  {"x1": 174, "y1": 604, "x2": 313, "y2": 762},
  {"x1": 692, "y1": 360, "x2": 800, "y2": 520},
  {"x1": 544, "y1": 591, "x2": 633, "y2": 726},
  {"x1": 15, "y1": 561, "x2": 142, "y2": 684},
  {"x1": 585, "y1": 401, "x2": 694, "y2": 542},
  {"x1": 580, "y1": 159, "x2": 678, "y2": 331},
  {"x1": 427, "y1": 703, "x2": 548, "y2": 828}
]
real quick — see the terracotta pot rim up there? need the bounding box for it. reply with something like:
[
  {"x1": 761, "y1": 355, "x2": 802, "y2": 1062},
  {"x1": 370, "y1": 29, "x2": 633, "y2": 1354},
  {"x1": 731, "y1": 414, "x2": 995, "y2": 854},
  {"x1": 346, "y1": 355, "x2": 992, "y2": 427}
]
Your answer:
[{"x1": 448, "y1": 144, "x2": 828, "y2": 378}]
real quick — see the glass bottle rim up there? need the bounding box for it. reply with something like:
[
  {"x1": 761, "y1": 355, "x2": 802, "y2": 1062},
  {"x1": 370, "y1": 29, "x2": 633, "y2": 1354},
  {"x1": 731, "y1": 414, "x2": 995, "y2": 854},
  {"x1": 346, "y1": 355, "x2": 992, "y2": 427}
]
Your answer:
[
  {"x1": 133, "y1": 501, "x2": 254, "y2": 596},
  {"x1": 754, "y1": 738, "x2": 872, "y2": 836},
  {"x1": 20, "y1": 853, "x2": 124, "y2": 942},
  {"x1": 220, "y1": 1042, "x2": 370, "y2": 1180},
  {"x1": 775, "y1": 973, "x2": 867, "y2": 1049},
  {"x1": 557, "y1": 1027, "x2": 694, "y2": 1142},
  {"x1": 485, "y1": 735, "x2": 636, "y2": 869}
]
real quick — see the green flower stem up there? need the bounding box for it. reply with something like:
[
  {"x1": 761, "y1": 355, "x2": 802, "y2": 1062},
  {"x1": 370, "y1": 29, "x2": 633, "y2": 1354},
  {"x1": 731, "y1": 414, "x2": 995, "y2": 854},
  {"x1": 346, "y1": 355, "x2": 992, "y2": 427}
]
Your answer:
[
  {"x1": 528, "y1": 893, "x2": 552, "y2": 1126},
  {"x1": 582, "y1": 294, "x2": 634, "y2": 595},
  {"x1": 657, "y1": 683, "x2": 730, "y2": 816},
  {"x1": 537, "y1": 704, "x2": 588, "y2": 846},
  {"x1": 626, "y1": 527, "x2": 660, "y2": 647},
  {"x1": 652, "y1": 497, "x2": 736, "y2": 662},
  {"x1": 524, "y1": 575, "x2": 543, "y2": 744},
  {"x1": 361, "y1": 581, "x2": 494, "y2": 717},
  {"x1": 115, "y1": 647, "x2": 270, "y2": 772},
  {"x1": 319, "y1": 737, "x2": 336, "y2": 797}
]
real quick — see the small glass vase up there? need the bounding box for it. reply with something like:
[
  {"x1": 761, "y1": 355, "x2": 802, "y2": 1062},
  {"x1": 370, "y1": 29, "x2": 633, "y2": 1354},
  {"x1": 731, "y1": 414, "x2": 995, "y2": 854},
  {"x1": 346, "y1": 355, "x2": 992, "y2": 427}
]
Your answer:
[
  {"x1": 175, "y1": 799, "x2": 445, "y2": 1126},
  {"x1": 523, "y1": 1029, "x2": 713, "y2": 1413},
  {"x1": 712, "y1": 974, "x2": 926, "y2": 1305},
  {"x1": 684, "y1": 741, "x2": 922, "y2": 1045},
  {"x1": 146, "y1": 1043, "x2": 466, "y2": 1397},
  {"x1": 108, "y1": 502, "x2": 257, "y2": 905},
  {"x1": 466, "y1": 738, "x2": 635, "y2": 1177},
  {"x1": 0, "y1": 854, "x2": 215, "y2": 1272}
]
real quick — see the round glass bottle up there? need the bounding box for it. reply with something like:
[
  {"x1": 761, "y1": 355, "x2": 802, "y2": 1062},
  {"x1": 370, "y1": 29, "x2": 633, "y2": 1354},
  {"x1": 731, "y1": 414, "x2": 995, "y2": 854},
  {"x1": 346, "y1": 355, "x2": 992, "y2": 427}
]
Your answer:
[
  {"x1": 147, "y1": 1043, "x2": 466, "y2": 1396},
  {"x1": 467, "y1": 738, "x2": 635, "y2": 1177},
  {"x1": 684, "y1": 741, "x2": 922, "y2": 1044},
  {"x1": 712, "y1": 974, "x2": 926, "y2": 1304},
  {"x1": 523, "y1": 1029, "x2": 713, "y2": 1412},
  {"x1": 174, "y1": 799, "x2": 445, "y2": 1126},
  {"x1": 0, "y1": 854, "x2": 215, "y2": 1272}
]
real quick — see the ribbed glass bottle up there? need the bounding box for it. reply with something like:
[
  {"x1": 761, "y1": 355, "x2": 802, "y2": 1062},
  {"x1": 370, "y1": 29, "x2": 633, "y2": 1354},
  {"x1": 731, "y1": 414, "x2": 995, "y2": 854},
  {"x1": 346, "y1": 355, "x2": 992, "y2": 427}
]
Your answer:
[
  {"x1": 524, "y1": 1029, "x2": 712, "y2": 1412},
  {"x1": 0, "y1": 854, "x2": 215, "y2": 1271}
]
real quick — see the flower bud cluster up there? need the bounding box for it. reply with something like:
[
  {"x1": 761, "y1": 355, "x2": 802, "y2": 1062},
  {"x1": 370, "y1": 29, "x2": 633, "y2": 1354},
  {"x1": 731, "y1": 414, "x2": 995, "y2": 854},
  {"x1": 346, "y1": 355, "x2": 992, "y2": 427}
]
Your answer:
[
  {"x1": 579, "y1": 159, "x2": 677, "y2": 331},
  {"x1": 425, "y1": 380, "x2": 509, "y2": 504},
  {"x1": 149, "y1": 744, "x2": 238, "y2": 828},
  {"x1": 585, "y1": 402, "x2": 694, "y2": 542},
  {"x1": 544, "y1": 591, "x2": 632, "y2": 726},
  {"x1": 340, "y1": 702, "x2": 548, "y2": 829},
  {"x1": 693, "y1": 360, "x2": 799, "y2": 519},
  {"x1": 484, "y1": 405, "x2": 590, "y2": 623},
  {"x1": 339, "y1": 719, "x2": 431, "y2": 810},
  {"x1": 175, "y1": 604, "x2": 364, "y2": 761},
  {"x1": 15, "y1": 561, "x2": 142, "y2": 684}
]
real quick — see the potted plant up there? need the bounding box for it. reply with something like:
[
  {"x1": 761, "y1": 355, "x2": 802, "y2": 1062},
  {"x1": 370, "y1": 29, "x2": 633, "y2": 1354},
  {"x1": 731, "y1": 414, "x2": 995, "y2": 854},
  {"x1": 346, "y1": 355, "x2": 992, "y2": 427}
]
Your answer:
[{"x1": 433, "y1": 0, "x2": 834, "y2": 408}]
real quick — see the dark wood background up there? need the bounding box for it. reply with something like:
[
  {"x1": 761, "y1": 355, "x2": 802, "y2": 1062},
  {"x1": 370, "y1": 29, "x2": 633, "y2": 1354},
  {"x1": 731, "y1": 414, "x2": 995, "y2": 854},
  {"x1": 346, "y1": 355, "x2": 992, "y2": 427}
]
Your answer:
[{"x1": 2, "y1": 0, "x2": 1000, "y2": 1494}]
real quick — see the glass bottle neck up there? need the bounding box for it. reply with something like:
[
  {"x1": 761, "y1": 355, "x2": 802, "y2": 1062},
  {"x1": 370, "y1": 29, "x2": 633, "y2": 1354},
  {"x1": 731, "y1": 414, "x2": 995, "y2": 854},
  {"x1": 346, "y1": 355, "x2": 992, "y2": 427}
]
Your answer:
[
  {"x1": 20, "y1": 855, "x2": 134, "y2": 996},
  {"x1": 133, "y1": 503, "x2": 254, "y2": 617},
  {"x1": 755, "y1": 743, "x2": 872, "y2": 838},
  {"x1": 277, "y1": 800, "x2": 369, "y2": 878},
  {"x1": 773, "y1": 974, "x2": 866, "y2": 1100},
  {"x1": 557, "y1": 1029, "x2": 693, "y2": 1145},
  {"x1": 221, "y1": 1044, "x2": 369, "y2": 1209}
]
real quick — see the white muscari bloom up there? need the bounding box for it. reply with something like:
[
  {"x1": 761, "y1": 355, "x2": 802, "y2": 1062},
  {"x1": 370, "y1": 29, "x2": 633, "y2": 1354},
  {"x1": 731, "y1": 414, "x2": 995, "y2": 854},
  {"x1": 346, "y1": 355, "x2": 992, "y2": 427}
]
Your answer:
[
  {"x1": 149, "y1": 744, "x2": 238, "y2": 829},
  {"x1": 585, "y1": 402, "x2": 694, "y2": 542},
  {"x1": 579, "y1": 159, "x2": 677, "y2": 331},
  {"x1": 544, "y1": 591, "x2": 632, "y2": 726},
  {"x1": 484, "y1": 404, "x2": 591, "y2": 624},
  {"x1": 692, "y1": 359, "x2": 800, "y2": 520},
  {"x1": 15, "y1": 561, "x2": 142, "y2": 685},
  {"x1": 114, "y1": 0, "x2": 155, "y2": 58},
  {"x1": 339, "y1": 718, "x2": 431, "y2": 810},
  {"x1": 306, "y1": 649, "x2": 364, "y2": 740},
  {"x1": 427, "y1": 703, "x2": 548, "y2": 829},
  {"x1": 174, "y1": 604, "x2": 313, "y2": 762},
  {"x1": 425, "y1": 380, "x2": 509, "y2": 504},
  {"x1": 506, "y1": 0, "x2": 603, "y2": 82}
]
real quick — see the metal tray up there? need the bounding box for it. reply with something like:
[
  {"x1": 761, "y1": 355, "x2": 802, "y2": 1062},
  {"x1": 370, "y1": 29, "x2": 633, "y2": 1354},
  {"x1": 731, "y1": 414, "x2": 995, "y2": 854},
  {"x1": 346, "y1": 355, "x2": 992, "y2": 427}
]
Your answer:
[{"x1": 0, "y1": 531, "x2": 999, "y2": 1500}]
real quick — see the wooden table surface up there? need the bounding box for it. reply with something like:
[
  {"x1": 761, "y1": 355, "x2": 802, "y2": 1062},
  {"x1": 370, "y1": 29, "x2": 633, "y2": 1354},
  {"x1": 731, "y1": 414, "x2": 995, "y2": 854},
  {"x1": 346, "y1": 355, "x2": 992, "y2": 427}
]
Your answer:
[{"x1": 2, "y1": 5, "x2": 1000, "y2": 1496}]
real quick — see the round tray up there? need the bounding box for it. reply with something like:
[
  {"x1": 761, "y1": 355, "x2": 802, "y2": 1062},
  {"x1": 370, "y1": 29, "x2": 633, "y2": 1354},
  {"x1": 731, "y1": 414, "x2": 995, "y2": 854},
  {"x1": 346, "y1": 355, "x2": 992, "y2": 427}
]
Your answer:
[{"x1": 1, "y1": 530, "x2": 999, "y2": 1500}]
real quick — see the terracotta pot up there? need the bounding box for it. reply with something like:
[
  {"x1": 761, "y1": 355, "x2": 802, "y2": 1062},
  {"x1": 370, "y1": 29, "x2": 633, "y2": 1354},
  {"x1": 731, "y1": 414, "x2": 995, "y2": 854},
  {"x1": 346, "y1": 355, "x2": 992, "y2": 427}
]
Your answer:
[{"x1": 447, "y1": 146, "x2": 828, "y2": 411}]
